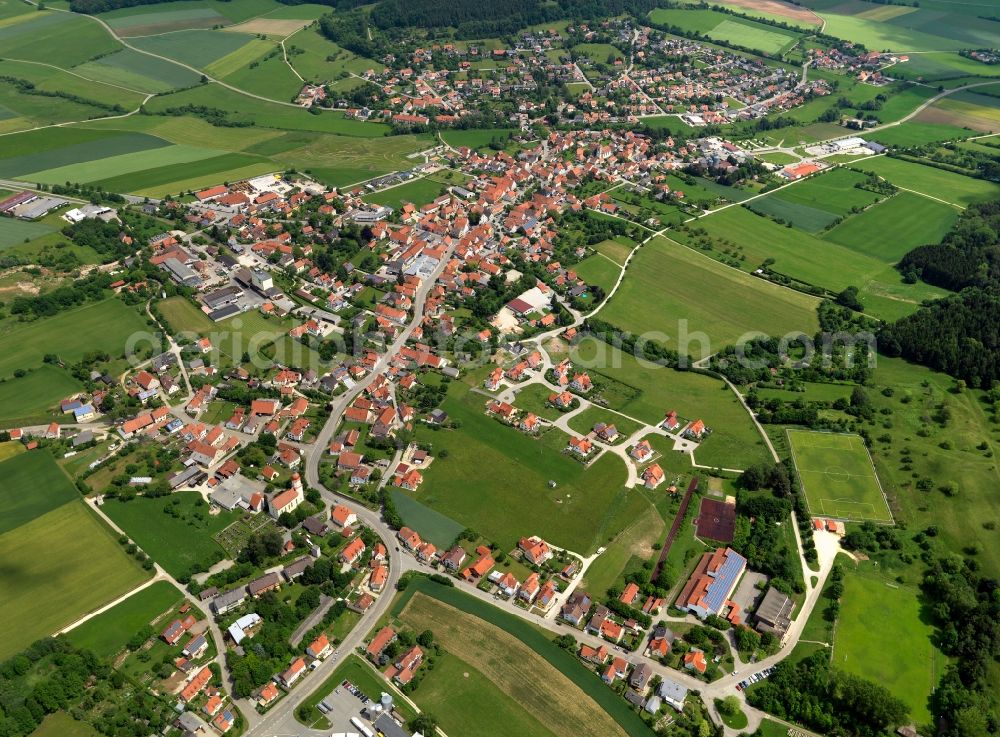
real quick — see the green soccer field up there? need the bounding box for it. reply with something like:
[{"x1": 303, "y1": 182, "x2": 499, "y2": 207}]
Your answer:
[{"x1": 787, "y1": 429, "x2": 893, "y2": 523}]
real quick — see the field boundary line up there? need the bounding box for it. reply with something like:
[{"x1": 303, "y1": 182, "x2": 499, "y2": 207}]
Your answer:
[{"x1": 2, "y1": 56, "x2": 149, "y2": 95}]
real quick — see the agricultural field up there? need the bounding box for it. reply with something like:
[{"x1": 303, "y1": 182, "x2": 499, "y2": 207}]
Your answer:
[
  {"x1": 0, "y1": 57, "x2": 145, "y2": 113},
  {"x1": 221, "y1": 46, "x2": 304, "y2": 100},
  {"x1": 598, "y1": 235, "x2": 820, "y2": 360},
  {"x1": 249, "y1": 129, "x2": 433, "y2": 187},
  {"x1": 0, "y1": 450, "x2": 80, "y2": 535},
  {"x1": 0, "y1": 11, "x2": 121, "y2": 68},
  {"x1": 64, "y1": 581, "x2": 182, "y2": 657},
  {"x1": 405, "y1": 379, "x2": 630, "y2": 554},
  {"x1": 0, "y1": 299, "x2": 149, "y2": 379},
  {"x1": 856, "y1": 156, "x2": 1000, "y2": 207},
  {"x1": 833, "y1": 562, "x2": 941, "y2": 724},
  {"x1": 143, "y1": 83, "x2": 391, "y2": 137},
  {"x1": 747, "y1": 168, "x2": 882, "y2": 233},
  {"x1": 669, "y1": 205, "x2": 946, "y2": 318},
  {"x1": 73, "y1": 49, "x2": 202, "y2": 94},
  {"x1": 0, "y1": 364, "x2": 84, "y2": 428},
  {"x1": 93, "y1": 152, "x2": 275, "y2": 197},
  {"x1": 822, "y1": 192, "x2": 959, "y2": 262},
  {"x1": 567, "y1": 341, "x2": 772, "y2": 469},
  {"x1": 0, "y1": 128, "x2": 171, "y2": 179},
  {"x1": 0, "y1": 468, "x2": 149, "y2": 658},
  {"x1": 396, "y1": 592, "x2": 631, "y2": 737},
  {"x1": 890, "y1": 52, "x2": 1000, "y2": 83},
  {"x1": 869, "y1": 121, "x2": 975, "y2": 148},
  {"x1": 817, "y1": 12, "x2": 965, "y2": 52},
  {"x1": 917, "y1": 89, "x2": 1000, "y2": 134},
  {"x1": 648, "y1": 7, "x2": 799, "y2": 54},
  {"x1": 22, "y1": 143, "x2": 241, "y2": 186},
  {"x1": 787, "y1": 429, "x2": 892, "y2": 523},
  {"x1": 101, "y1": 492, "x2": 241, "y2": 579},
  {"x1": 128, "y1": 30, "x2": 264, "y2": 72}
]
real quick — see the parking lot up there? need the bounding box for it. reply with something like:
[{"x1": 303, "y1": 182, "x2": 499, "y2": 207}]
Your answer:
[{"x1": 315, "y1": 679, "x2": 372, "y2": 732}]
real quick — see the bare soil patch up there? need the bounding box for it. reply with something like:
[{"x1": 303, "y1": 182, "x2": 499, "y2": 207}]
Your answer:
[{"x1": 714, "y1": 0, "x2": 822, "y2": 25}]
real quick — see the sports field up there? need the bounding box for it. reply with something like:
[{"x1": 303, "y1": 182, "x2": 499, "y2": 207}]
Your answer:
[
  {"x1": 787, "y1": 430, "x2": 892, "y2": 522},
  {"x1": 833, "y1": 564, "x2": 940, "y2": 723}
]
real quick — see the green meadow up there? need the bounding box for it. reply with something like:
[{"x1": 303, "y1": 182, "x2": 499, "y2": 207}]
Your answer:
[
  {"x1": 23, "y1": 143, "x2": 231, "y2": 185},
  {"x1": 65, "y1": 581, "x2": 183, "y2": 657},
  {"x1": 857, "y1": 157, "x2": 1000, "y2": 207},
  {"x1": 101, "y1": 492, "x2": 240, "y2": 579},
  {"x1": 599, "y1": 235, "x2": 820, "y2": 359},
  {"x1": 0, "y1": 488, "x2": 149, "y2": 659},
  {"x1": 0, "y1": 365, "x2": 84, "y2": 428},
  {"x1": 407, "y1": 379, "x2": 630, "y2": 554},
  {"x1": 833, "y1": 563, "x2": 940, "y2": 724},
  {"x1": 823, "y1": 192, "x2": 959, "y2": 262},
  {"x1": 567, "y1": 341, "x2": 772, "y2": 469}
]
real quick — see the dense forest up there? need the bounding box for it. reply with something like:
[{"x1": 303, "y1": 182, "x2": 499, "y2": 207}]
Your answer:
[
  {"x1": 879, "y1": 288, "x2": 1000, "y2": 386},
  {"x1": 879, "y1": 199, "x2": 1000, "y2": 386},
  {"x1": 321, "y1": 0, "x2": 662, "y2": 51},
  {"x1": 897, "y1": 199, "x2": 1000, "y2": 291}
]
